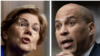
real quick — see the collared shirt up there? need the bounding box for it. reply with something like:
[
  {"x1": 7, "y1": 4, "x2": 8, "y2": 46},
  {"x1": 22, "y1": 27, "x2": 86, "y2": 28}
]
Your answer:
[{"x1": 82, "y1": 43, "x2": 95, "y2": 56}]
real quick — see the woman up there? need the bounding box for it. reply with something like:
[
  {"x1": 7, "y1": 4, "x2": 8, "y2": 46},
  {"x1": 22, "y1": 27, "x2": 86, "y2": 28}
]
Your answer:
[{"x1": 1, "y1": 5, "x2": 47, "y2": 56}]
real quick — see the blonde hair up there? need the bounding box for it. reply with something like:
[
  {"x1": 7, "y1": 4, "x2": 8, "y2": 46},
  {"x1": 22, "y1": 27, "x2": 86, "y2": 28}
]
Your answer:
[{"x1": 1, "y1": 5, "x2": 47, "y2": 45}]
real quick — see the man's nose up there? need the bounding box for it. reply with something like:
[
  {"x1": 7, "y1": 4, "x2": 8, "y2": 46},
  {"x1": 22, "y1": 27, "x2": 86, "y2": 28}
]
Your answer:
[
  {"x1": 24, "y1": 27, "x2": 32, "y2": 36},
  {"x1": 60, "y1": 26, "x2": 69, "y2": 36}
]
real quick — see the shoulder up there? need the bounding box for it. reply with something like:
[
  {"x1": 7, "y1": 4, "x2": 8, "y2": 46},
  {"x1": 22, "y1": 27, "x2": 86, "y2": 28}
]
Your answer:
[
  {"x1": 89, "y1": 42, "x2": 100, "y2": 56},
  {"x1": 97, "y1": 43, "x2": 100, "y2": 47},
  {"x1": 1, "y1": 45, "x2": 4, "y2": 50},
  {"x1": 1, "y1": 45, "x2": 4, "y2": 56}
]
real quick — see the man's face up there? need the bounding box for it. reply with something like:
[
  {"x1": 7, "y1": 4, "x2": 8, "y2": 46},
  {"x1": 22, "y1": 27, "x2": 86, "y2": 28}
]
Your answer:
[{"x1": 55, "y1": 6, "x2": 90, "y2": 53}]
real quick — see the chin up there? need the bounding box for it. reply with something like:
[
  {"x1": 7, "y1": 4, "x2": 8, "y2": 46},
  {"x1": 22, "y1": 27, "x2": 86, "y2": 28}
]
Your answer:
[
  {"x1": 69, "y1": 46, "x2": 77, "y2": 55},
  {"x1": 19, "y1": 44, "x2": 32, "y2": 52},
  {"x1": 61, "y1": 47, "x2": 76, "y2": 54},
  {"x1": 70, "y1": 48, "x2": 76, "y2": 53}
]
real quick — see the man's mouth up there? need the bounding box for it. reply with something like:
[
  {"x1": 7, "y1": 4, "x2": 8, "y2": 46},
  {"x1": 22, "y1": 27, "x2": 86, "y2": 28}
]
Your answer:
[
  {"x1": 22, "y1": 37, "x2": 30, "y2": 44},
  {"x1": 61, "y1": 39, "x2": 73, "y2": 49}
]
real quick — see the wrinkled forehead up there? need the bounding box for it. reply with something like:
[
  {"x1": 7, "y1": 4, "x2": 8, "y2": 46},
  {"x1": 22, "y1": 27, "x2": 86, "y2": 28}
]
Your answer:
[{"x1": 55, "y1": 4, "x2": 81, "y2": 20}]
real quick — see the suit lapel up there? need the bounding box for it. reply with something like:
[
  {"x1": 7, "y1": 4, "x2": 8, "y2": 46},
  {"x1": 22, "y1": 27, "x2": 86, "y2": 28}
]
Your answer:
[{"x1": 89, "y1": 42, "x2": 100, "y2": 56}]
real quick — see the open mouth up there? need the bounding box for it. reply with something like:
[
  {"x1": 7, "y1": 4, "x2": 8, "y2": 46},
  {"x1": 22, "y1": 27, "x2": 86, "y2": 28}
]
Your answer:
[
  {"x1": 61, "y1": 39, "x2": 73, "y2": 49},
  {"x1": 22, "y1": 37, "x2": 30, "y2": 44}
]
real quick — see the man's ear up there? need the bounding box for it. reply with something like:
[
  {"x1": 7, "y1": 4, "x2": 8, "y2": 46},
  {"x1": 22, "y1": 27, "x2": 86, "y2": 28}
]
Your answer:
[
  {"x1": 88, "y1": 22, "x2": 95, "y2": 36},
  {"x1": 3, "y1": 30, "x2": 8, "y2": 40}
]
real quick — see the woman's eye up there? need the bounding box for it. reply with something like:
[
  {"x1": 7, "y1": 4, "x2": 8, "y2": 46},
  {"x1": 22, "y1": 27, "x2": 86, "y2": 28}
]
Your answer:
[
  {"x1": 33, "y1": 27, "x2": 38, "y2": 32},
  {"x1": 19, "y1": 23, "x2": 28, "y2": 27},
  {"x1": 33, "y1": 28, "x2": 37, "y2": 31},
  {"x1": 20, "y1": 23, "x2": 24, "y2": 26}
]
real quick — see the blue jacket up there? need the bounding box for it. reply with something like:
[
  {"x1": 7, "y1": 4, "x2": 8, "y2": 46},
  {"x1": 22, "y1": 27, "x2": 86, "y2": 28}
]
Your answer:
[{"x1": 1, "y1": 45, "x2": 4, "y2": 56}]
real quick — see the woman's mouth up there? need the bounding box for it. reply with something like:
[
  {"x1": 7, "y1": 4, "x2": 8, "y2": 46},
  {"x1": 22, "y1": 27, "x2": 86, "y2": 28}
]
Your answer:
[
  {"x1": 61, "y1": 39, "x2": 73, "y2": 49},
  {"x1": 22, "y1": 37, "x2": 30, "y2": 44}
]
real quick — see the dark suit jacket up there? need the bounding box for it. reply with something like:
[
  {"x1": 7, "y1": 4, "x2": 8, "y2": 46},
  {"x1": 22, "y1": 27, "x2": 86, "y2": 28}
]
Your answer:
[{"x1": 89, "y1": 42, "x2": 100, "y2": 56}]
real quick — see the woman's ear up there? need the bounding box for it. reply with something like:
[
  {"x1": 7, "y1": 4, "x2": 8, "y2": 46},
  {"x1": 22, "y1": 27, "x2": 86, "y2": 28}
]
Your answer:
[
  {"x1": 3, "y1": 30, "x2": 8, "y2": 40},
  {"x1": 88, "y1": 22, "x2": 95, "y2": 36}
]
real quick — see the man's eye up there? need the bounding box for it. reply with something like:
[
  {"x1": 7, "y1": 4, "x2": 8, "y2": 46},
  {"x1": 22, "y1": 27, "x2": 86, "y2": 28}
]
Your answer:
[
  {"x1": 69, "y1": 22, "x2": 75, "y2": 26},
  {"x1": 56, "y1": 25, "x2": 61, "y2": 29}
]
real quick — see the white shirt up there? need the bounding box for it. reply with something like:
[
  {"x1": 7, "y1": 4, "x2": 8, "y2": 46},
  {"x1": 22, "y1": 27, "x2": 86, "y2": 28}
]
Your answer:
[{"x1": 81, "y1": 43, "x2": 95, "y2": 56}]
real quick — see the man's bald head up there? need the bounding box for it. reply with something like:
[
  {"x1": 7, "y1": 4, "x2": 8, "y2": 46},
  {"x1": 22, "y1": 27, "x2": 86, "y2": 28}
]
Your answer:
[
  {"x1": 56, "y1": 3, "x2": 94, "y2": 24},
  {"x1": 55, "y1": 3, "x2": 95, "y2": 56}
]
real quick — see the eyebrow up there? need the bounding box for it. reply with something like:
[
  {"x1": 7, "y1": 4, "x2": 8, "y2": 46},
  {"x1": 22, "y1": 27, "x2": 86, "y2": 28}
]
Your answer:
[
  {"x1": 33, "y1": 23, "x2": 40, "y2": 27},
  {"x1": 55, "y1": 16, "x2": 76, "y2": 23},
  {"x1": 18, "y1": 18, "x2": 28, "y2": 22}
]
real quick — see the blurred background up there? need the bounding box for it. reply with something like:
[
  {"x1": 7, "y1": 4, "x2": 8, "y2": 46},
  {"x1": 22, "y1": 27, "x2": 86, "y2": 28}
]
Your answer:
[
  {"x1": 52, "y1": 1, "x2": 100, "y2": 56},
  {"x1": 1, "y1": 1, "x2": 100, "y2": 56},
  {"x1": 1, "y1": 1, "x2": 50, "y2": 56}
]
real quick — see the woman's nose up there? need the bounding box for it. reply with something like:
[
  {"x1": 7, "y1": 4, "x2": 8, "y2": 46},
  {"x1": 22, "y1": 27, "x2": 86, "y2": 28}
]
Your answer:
[
  {"x1": 24, "y1": 27, "x2": 32, "y2": 36},
  {"x1": 25, "y1": 31, "x2": 31, "y2": 36}
]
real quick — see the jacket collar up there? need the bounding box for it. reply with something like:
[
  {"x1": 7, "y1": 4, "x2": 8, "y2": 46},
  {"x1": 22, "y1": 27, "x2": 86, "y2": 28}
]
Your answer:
[{"x1": 89, "y1": 42, "x2": 100, "y2": 56}]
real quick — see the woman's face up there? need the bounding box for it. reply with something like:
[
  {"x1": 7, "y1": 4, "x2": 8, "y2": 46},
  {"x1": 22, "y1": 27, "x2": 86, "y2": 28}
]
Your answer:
[{"x1": 5, "y1": 13, "x2": 40, "y2": 52}]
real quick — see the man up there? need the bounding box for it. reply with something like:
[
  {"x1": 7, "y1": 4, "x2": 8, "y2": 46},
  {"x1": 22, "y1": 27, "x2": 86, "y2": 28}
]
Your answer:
[{"x1": 55, "y1": 3, "x2": 100, "y2": 56}]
